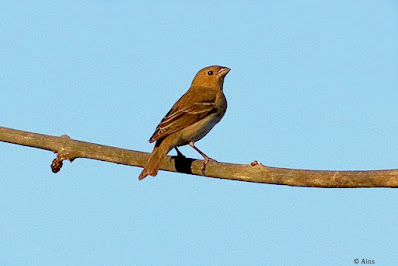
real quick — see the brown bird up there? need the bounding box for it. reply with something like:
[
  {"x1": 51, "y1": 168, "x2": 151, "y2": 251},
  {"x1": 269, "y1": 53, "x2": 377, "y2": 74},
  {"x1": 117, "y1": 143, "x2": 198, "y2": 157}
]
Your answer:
[{"x1": 138, "y1": 65, "x2": 230, "y2": 180}]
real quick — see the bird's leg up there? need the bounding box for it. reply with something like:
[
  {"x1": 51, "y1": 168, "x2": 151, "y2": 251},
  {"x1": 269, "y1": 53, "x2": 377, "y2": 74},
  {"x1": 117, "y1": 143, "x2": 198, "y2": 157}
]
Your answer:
[
  {"x1": 174, "y1": 147, "x2": 185, "y2": 158},
  {"x1": 189, "y1": 142, "x2": 215, "y2": 175}
]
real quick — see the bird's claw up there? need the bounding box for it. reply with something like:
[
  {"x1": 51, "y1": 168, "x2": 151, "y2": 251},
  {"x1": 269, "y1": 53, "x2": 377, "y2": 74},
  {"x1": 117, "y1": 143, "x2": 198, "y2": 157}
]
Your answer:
[{"x1": 201, "y1": 157, "x2": 216, "y2": 175}]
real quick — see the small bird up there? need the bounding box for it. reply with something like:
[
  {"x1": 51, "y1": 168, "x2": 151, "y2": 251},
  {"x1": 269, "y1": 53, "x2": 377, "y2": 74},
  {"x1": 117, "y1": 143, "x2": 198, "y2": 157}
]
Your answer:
[{"x1": 138, "y1": 65, "x2": 230, "y2": 180}]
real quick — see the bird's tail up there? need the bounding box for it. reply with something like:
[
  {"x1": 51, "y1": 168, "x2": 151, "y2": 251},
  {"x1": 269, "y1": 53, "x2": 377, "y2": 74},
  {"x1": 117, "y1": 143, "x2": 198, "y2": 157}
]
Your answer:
[{"x1": 138, "y1": 139, "x2": 172, "y2": 180}]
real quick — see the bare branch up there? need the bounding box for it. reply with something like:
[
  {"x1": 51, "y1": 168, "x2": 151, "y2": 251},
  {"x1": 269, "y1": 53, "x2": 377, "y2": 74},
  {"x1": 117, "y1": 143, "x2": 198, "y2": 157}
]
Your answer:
[{"x1": 0, "y1": 126, "x2": 397, "y2": 188}]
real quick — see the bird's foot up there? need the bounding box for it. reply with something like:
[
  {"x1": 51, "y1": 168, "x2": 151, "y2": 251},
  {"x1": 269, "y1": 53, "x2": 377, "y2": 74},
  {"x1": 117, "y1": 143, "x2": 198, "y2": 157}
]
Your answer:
[{"x1": 201, "y1": 156, "x2": 217, "y2": 175}]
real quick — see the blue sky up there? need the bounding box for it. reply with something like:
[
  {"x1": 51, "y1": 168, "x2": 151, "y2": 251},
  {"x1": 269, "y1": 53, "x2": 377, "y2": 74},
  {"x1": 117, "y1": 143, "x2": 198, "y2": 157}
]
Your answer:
[{"x1": 1, "y1": 1, "x2": 398, "y2": 265}]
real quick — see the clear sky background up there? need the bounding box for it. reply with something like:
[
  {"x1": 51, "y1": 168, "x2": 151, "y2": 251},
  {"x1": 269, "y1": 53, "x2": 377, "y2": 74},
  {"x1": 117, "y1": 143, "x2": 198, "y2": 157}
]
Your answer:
[{"x1": 1, "y1": 1, "x2": 398, "y2": 265}]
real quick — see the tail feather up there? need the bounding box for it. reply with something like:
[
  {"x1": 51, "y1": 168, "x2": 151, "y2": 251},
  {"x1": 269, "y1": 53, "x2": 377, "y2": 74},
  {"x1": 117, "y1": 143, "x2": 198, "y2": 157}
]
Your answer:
[{"x1": 139, "y1": 140, "x2": 172, "y2": 180}]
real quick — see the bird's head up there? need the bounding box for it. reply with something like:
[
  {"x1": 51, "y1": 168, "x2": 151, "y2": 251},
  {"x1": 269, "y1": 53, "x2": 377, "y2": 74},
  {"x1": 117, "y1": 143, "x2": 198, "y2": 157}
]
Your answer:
[{"x1": 191, "y1": 65, "x2": 230, "y2": 90}]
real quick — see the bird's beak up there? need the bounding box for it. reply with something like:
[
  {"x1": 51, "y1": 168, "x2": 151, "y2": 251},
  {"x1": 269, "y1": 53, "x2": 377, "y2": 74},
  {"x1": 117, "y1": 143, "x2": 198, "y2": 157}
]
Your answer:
[{"x1": 218, "y1": 67, "x2": 231, "y2": 77}]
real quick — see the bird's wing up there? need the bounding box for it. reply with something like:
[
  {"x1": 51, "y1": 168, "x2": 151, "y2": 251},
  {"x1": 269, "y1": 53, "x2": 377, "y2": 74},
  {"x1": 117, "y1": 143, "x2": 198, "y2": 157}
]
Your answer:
[{"x1": 149, "y1": 87, "x2": 217, "y2": 142}]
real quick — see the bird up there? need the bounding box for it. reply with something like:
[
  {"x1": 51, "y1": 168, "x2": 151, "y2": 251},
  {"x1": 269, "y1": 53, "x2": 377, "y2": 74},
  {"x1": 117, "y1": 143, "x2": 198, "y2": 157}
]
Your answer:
[{"x1": 138, "y1": 65, "x2": 230, "y2": 180}]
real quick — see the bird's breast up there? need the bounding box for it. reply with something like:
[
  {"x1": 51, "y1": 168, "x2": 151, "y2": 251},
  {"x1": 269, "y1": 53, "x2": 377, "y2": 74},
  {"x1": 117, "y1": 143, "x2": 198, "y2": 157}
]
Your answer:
[{"x1": 175, "y1": 93, "x2": 227, "y2": 146}]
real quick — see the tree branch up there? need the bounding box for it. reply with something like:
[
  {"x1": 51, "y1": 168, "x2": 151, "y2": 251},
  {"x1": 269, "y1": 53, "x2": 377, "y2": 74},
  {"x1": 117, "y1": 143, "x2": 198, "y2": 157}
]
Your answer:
[{"x1": 0, "y1": 126, "x2": 397, "y2": 188}]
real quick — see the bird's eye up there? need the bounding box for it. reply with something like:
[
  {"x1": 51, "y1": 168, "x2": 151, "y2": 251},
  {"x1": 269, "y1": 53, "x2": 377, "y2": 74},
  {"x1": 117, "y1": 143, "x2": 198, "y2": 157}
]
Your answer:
[{"x1": 207, "y1": 71, "x2": 213, "y2": 75}]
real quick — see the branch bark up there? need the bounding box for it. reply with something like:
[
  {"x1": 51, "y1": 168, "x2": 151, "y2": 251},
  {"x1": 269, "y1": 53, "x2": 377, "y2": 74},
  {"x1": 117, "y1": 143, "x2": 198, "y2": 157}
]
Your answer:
[{"x1": 0, "y1": 126, "x2": 397, "y2": 188}]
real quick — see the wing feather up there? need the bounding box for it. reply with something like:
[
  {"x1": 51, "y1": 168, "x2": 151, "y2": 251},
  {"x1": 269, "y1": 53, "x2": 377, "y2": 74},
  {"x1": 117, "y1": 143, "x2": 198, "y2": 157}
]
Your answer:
[{"x1": 149, "y1": 87, "x2": 216, "y2": 142}]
